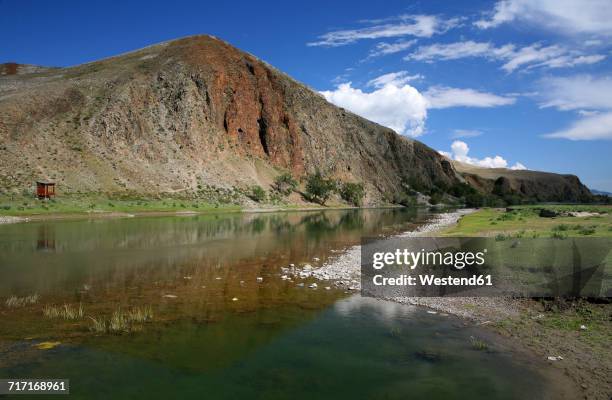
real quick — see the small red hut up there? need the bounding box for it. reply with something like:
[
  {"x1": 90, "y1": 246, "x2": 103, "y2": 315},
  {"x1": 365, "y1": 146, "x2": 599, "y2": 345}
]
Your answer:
[{"x1": 36, "y1": 181, "x2": 56, "y2": 199}]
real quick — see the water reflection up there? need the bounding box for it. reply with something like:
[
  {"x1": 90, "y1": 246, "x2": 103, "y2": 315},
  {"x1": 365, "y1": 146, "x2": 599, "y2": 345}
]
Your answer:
[
  {"x1": 0, "y1": 208, "x2": 428, "y2": 298},
  {"x1": 0, "y1": 209, "x2": 569, "y2": 400}
]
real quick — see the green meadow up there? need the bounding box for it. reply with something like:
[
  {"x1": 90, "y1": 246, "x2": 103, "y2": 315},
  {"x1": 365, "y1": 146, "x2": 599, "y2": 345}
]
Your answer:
[{"x1": 442, "y1": 205, "x2": 612, "y2": 237}]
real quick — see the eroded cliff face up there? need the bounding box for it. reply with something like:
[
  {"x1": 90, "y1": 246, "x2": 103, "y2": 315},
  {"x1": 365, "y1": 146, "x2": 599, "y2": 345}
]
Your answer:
[{"x1": 0, "y1": 35, "x2": 460, "y2": 204}]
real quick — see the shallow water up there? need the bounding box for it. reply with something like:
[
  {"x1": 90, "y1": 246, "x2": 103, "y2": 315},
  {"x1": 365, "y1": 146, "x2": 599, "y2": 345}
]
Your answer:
[{"x1": 0, "y1": 209, "x2": 558, "y2": 399}]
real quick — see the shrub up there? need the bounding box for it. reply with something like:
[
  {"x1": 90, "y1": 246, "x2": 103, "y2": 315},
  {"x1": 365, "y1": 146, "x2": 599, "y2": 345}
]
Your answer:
[
  {"x1": 429, "y1": 192, "x2": 443, "y2": 205},
  {"x1": 392, "y1": 192, "x2": 417, "y2": 207},
  {"x1": 248, "y1": 185, "x2": 266, "y2": 202},
  {"x1": 578, "y1": 227, "x2": 596, "y2": 235},
  {"x1": 551, "y1": 231, "x2": 567, "y2": 239},
  {"x1": 268, "y1": 191, "x2": 284, "y2": 204},
  {"x1": 273, "y1": 172, "x2": 298, "y2": 196},
  {"x1": 304, "y1": 172, "x2": 336, "y2": 205},
  {"x1": 406, "y1": 176, "x2": 426, "y2": 193},
  {"x1": 339, "y1": 182, "x2": 365, "y2": 206},
  {"x1": 552, "y1": 224, "x2": 569, "y2": 231},
  {"x1": 494, "y1": 234, "x2": 507, "y2": 241},
  {"x1": 465, "y1": 192, "x2": 485, "y2": 208}
]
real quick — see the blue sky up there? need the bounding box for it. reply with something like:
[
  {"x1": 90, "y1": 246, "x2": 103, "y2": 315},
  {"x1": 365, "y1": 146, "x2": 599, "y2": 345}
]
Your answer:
[{"x1": 1, "y1": 0, "x2": 611, "y2": 190}]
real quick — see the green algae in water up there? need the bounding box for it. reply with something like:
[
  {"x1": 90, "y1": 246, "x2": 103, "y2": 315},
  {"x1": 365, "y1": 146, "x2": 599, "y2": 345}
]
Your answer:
[{"x1": 2, "y1": 297, "x2": 551, "y2": 400}]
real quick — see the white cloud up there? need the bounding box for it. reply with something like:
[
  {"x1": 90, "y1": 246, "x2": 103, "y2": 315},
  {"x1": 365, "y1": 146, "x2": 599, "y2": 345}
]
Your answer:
[
  {"x1": 510, "y1": 162, "x2": 527, "y2": 170},
  {"x1": 544, "y1": 111, "x2": 612, "y2": 140},
  {"x1": 500, "y1": 44, "x2": 565, "y2": 72},
  {"x1": 584, "y1": 39, "x2": 603, "y2": 46},
  {"x1": 367, "y1": 71, "x2": 423, "y2": 88},
  {"x1": 407, "y1": 41, "x2": 605, "y2": 72},
  {"x1": 367, "y1": 39, "x2": 417, "y2": 58},
  {"x1": 503, "y1": 45, "x2": 605, "y2": 72},
  {"x1": 425, "y1": 86, "x2": 516, "y2": 108},
  {"x1": 442, "y1": 140, "x2": 526, "y2": 169},
  {"x1": 538, "y1": 75, "x2": 612, "y2": 140},
  {"x1": 452, "y1": 129, "x2": 483, "y2": 138},
  {"x1": 320, "y1": 75, "x2": 516, "y2": 137},
  {"x1": 408, "y1": 41, "x2": 510, "y2": 61},
  {"x1": 475, "y1": 0, "x2": 612, "y2": 37},
  {"x1": 530, "y1": 54, "x2": 606, "y2": 70},
  {"x1": 320, "y1": 82, "x2": 428, "y2": 136},
  {"x1": 308, "y1": 15, "x2": 460, "y2": 47},
  {"x1": 538, "y1": 75, "x2": 612, "y2": 111}
]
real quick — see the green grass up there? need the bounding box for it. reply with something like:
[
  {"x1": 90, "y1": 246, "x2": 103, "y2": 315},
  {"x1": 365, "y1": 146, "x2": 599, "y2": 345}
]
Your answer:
[
  {"x1": 443, "y1": 205, "x2": 612, "y2": 237},
  {"x1": 0, "y1": 194, "x2": 241, "y2": 217},
  {"x1": 535, "y1": 302, "x2": 610, "y2": 344}
]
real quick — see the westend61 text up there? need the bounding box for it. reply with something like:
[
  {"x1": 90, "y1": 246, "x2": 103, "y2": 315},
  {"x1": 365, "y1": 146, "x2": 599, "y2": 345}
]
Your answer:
[{"x1": 372, "y1": 274, "x2": 493, "y2": 287}]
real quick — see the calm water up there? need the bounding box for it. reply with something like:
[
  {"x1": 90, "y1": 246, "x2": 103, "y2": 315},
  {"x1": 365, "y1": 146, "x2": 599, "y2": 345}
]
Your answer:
[{"x1": 0, "y1": 209, "x2": 558, "y2": 399}]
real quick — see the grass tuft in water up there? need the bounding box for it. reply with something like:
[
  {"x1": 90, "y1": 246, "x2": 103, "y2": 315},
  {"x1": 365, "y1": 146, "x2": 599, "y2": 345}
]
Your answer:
[
  {"x1": 5, "y1": 294, "x2": 39, "y2": 308},
  {"x1": 470, "y1": 336, "x2": 489, "y2": 351},
  {"x1": 89, "y1": 306, "x2": 154, "y2": 334},
  {"x1": 89, "y1": 316, "x2": 107, "y2": 333},
  {"x1": 126, "y1": 305, "x2": 154, "y2": 322},
  {"x1": 43, "y1": 303, "x2": 84, "y2": 320}
]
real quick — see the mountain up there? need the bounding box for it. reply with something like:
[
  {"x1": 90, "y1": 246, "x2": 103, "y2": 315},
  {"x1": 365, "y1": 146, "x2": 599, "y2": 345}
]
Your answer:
[
  {"x1": 591, "y1": 189, "x2": 612, "y2": 197},
  {"x1": 451, "y1": 160, "x2": 592, "y2": 203},
  {"x1": 0, "y1": 35, "x2": 591, "y2": 205}
]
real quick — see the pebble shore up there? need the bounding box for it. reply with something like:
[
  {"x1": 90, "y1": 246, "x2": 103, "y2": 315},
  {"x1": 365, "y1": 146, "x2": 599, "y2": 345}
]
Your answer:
[
  {"x1": 305, "y1": 209, "x2": 475, "y2": 289},
  {"x1": 284, "y1": 209, "x2": 519, "y2": 322}
]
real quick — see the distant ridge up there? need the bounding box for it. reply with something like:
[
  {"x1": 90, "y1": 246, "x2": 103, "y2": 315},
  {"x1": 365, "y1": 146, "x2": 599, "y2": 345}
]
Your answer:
[{"x1": 591, "y1": 189, "x2": 612, "y2": 197}]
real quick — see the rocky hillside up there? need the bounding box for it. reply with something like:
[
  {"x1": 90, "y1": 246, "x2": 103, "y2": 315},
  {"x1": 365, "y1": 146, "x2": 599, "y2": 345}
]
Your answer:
[
  {"x1": 0, "y1": 35, "x2": 460, "y2": 204},
  {"x1": 0, "y1": 35, "x2": 590, "y2": 205},
  {"x1": 452, "y1": 160, "x2": 592, "y2": 202}
]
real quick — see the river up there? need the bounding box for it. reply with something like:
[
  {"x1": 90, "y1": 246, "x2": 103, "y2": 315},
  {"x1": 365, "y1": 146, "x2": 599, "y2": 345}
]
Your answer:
[{"x1": 0, "y1": 209, "x2": 565, "y2": 399}]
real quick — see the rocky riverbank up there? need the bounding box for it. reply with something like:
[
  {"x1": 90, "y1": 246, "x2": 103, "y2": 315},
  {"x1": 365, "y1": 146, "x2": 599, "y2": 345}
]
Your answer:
[{"x1": 286, "y1": 208, "x2": 610, "y2": 400}]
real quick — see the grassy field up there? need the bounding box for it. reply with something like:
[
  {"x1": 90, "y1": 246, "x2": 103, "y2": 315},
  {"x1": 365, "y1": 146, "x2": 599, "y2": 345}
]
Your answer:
[
  {"x1": 0, "y1": 195, "x2": 242, "y2": 216},
  {"x1": 442, "y1": 204, "x2": 612, "y2": 237}
]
